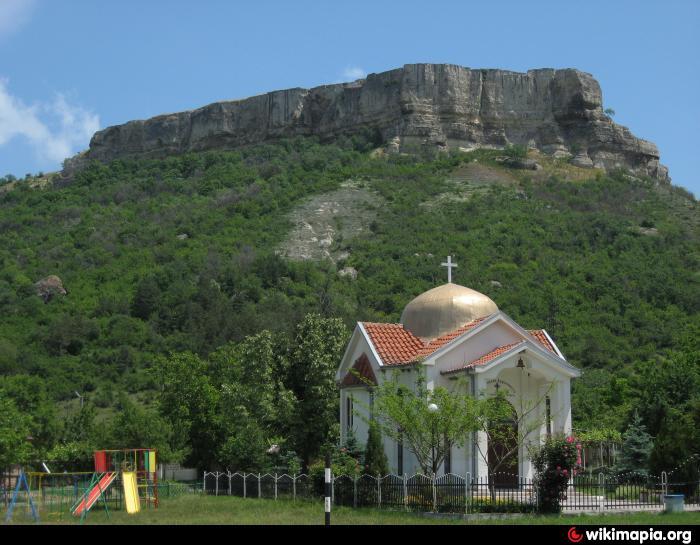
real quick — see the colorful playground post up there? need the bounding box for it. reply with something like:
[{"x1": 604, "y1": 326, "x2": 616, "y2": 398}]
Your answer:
[{"x1": 5, "y1": 470, "x2": 39, "y2": 523}]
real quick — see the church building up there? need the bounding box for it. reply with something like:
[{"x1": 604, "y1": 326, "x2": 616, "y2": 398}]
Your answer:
[{"x1": 336, "y1": 257, "x2": 580, "y2": 479}]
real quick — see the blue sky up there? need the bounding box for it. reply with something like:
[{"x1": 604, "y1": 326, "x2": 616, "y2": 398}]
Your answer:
[{"x1": 1, "y1": 0, "x2": 698, "y2": 194}]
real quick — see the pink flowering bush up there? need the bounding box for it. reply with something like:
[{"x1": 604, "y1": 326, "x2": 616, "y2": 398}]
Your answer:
[{"x1": 532, "y1": 434, "x2": 580, "y2": 513}]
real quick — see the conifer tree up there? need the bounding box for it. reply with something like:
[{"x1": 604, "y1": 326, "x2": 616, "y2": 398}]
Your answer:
[
  {"x1": 364, "y1": 420, "x2": 389, "y2": 477},
  {"x1": 342, "y1": 427, "x2": 363, "y2": 461},
  {"x1": 615, "y1": 411, "x2": 653, "y2": 475}
]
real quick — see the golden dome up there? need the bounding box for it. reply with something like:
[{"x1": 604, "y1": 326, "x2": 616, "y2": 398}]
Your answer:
[{"x1": 400, "y1": 283, "x2": 498, "y2": 341}]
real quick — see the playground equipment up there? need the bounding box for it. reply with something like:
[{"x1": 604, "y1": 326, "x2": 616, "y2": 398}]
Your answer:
[
  {"x1": 122, "y1": 471, "x2": 141, "y2": 514},
  {"x1": 4, "y1": 470, "x2": 39, "y2": 523},
  {"x1": 3, "y1": 448, "x2": 158, "y2": 523},
  {"x1": 71, "y1": 448, "x2": 158, "y2": 518},
  {"x1": 72, "y1": 471, "x2": 117, "y2": 517}
]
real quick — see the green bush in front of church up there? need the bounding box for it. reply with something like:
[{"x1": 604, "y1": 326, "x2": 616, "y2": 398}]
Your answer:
[{"x1": 363, "y1": 420, "x2": 389, "y2": 477}]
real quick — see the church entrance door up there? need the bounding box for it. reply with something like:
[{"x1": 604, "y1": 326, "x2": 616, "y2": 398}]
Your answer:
[{"x1": 487, "y1": 402, "x2": 519, "y2": 488}]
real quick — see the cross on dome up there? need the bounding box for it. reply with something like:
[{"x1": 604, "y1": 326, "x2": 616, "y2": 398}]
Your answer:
[{"x1": 441, "y1": 255, "x2": 458, "y2": 283}]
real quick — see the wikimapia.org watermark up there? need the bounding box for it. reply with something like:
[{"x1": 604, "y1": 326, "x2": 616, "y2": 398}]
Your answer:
[{"x1": 567, "y1": 527, "x2": 692, "y2": 544}]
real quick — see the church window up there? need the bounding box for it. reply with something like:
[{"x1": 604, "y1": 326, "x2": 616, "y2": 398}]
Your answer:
[
  {"x1": 546, "y1": 396, "x2": 552, "y2": 437},
  {"x1": 346, "y1": 395, "x2": 354, "y2": 431}
]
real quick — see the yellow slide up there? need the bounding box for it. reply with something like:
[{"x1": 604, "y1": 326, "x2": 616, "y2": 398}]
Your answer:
[{"x1": 122, "y1": 471, "x2": 141, "y2": 514}]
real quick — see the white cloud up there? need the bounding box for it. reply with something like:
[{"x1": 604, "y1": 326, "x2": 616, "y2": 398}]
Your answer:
[
  {"x1": 0, "y1": 0, "x2": 36, "y2": 38},
  {"x1": 341, "y1": 66, "x2": 367, "y2": 81},
  {"x1": 0, "y1": 79, "x2": 100, "y2": 166}
]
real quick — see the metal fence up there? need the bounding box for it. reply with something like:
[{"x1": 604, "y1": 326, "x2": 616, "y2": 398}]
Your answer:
[
  {"x1": 200, "y1": 470, "x2": 700, "y2": 513},
  {"x1": 202, "y1": 472, "x2": 314, "y2": 501}
]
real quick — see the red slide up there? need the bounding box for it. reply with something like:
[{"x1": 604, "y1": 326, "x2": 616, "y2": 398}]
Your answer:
[{"x1": 72, "y1": 472, "x2": 117, "y2": 516}]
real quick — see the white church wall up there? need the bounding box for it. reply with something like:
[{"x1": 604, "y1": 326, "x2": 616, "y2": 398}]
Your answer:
[
  {"x1": 439, "y1": 375, "x2": 473, "y2": 476},
  {"x1": 348, "y1": 388, "x2": 371, "y2": 448},
  {"x1": 449, "y1": 439, "x2": 476, "y2": 477},
  {"x1": 380, "y1": 424, "x2": 422, "y2": 475},
  {"x1": 377, "y1": 367, "x2": 423, "y2": 475},
  {"x1": 338, "y1": 330, "x2": 381, "y2": 445}
]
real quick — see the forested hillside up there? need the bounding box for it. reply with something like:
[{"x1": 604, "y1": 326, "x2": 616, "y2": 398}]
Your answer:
[{"x1": 1, "y1": 137, "x2": 698, "y2": 472}]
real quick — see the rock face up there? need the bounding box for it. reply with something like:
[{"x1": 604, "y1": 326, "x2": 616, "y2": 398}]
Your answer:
[
  {"x1": 279, "y1": 180, "x2": 381, "y2": 262},
  {"x1": 64, "y1": 64, "x2": 669, "y2": 181},
  {"x1": 35, "y1": 275, "x2": 67, "y2": 303}
]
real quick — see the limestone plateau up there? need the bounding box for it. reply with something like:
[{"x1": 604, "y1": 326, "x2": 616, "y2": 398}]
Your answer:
[{"x1": 64, "y1": 64, "x2": 669, "y2": 181}]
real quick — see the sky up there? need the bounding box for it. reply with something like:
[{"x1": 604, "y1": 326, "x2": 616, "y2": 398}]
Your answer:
[{"x1": 0, "y1": 0, "x2": 698, "y2": 194}]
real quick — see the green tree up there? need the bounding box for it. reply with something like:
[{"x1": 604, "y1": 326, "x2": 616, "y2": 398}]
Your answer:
[
  {"x1": 341, "y1": 427, "x2": 363, "y2": 461},
  {"x1": 649, "y1": 407, "x2": 699, "y2": 482},
  {"x1": 212, "y1": 331, "x2": 295, "y2": 436},
  {"x1": 371, "y1": 371, "x2": 480, "y2": 475},
  {"x1": 154, "y1": 352, "x2": 221, "y2": 469},
  {"x1": 131, "y1": 276, "x2": 161, "y2": 320},
  {"x1": 363, "y1": 420, "x2": 389, "y2": 476},
  {"x1": 47, "y1": 403, "x2": 99, "y2": 469},
  {"x1": 109, "y1": 394, "x2": 181, "y2": 463},
  {"x1": 217, "y1": 419, "x2": 269, "y2": 472},
  {"x1": 288, "y1": 314, "x2": 349, "y2": 465},
  {"x1": 0, "y1": 375, "x2": 58, "y2": 456},
  {"x1": 615, "y1": 411, "x2": 653, "y2": 475},
  {"x1": 212, "y1": 331, "x2": 296, "y2": 471},
  {"x1": 0, "y1": 394, "x2": 33, "y2": 468}
]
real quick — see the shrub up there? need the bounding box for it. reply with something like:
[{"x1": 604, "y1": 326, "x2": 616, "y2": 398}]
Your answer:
[
  {"x1": 309, "y1": 447, "x2": 361, "y2": 495},
  {"x1": 468, "y1": 498, "x2": 535, "y2": 513},
  {"x1": 504, "y1": 144, "x2": 527, "y2": 160},
  {"x1": 364, "y1": 420, "x2": 389, "y2": 476},
  {"x1": 532, "y1": 434, "x2": 580, "y2": 513}
]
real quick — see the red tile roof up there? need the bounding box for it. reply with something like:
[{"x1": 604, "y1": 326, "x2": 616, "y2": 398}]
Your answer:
[
  {"x1": 360, "y1": 318, "x2": 561, "y2": 371},
  {"x1": 442, "y1": 341, "x2": 524, "y2": 375},
  {"x1": 361, "y1": 316, "x2": 489, "y2": 366},
  {"x1": 417, "y1": 317, "x2": 489, "y2": 358},
  {"x1": 361, "y1": 322, "x2": 424, "y2": 365},
  {"x1": 528, "y1": 330, "x2": 557, "y2": 354}
]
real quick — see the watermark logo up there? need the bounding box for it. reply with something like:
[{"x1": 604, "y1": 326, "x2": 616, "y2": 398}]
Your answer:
[
  {"x1": 571, "y1": 527, "x2": 692, "y2": 544},
  {"x1": 568, "y1": 527, "x2": 584, "y2": 543}
]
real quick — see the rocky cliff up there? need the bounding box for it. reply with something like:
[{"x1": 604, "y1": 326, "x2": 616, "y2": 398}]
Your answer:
[{"x1": 64, "y1": 64, "x2": 669, "y2": 180}]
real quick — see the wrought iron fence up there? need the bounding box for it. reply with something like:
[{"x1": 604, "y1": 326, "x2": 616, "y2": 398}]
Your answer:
[
  {"x1": 200, "y1": 470, "x2": 700, "y2": 514},
  {"x1": 202, "y1": 472, "x2": 313, "y2": 501}
]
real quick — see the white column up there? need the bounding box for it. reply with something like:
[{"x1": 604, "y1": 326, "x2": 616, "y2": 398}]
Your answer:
[
  {"x1": 555, "y1": 378, "x2": 572, "y2": 435},
  {"x1": 471, "y1": 373, "x2": 489, "y2": 479}
]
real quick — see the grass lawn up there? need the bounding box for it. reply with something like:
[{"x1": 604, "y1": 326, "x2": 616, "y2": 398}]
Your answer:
[{"x1": 8, "y1": 495, "x2": 700, "y2": 525}]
